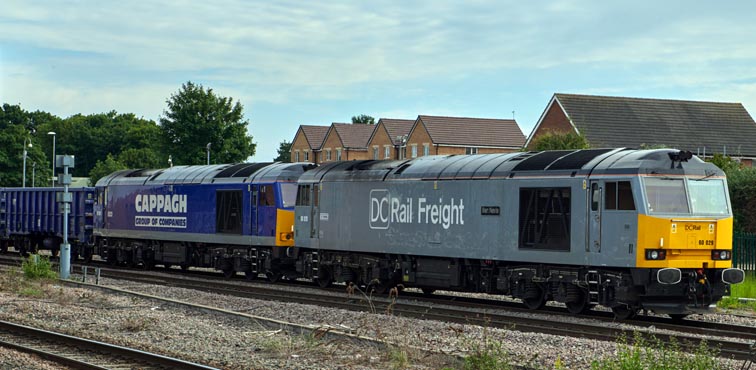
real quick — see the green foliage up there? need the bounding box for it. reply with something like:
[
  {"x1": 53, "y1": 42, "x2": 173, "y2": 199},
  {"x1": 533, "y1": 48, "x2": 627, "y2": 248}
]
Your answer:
[
  {"x1": 21, "y1": 254, "x2": 57, "y2": 280},
  {"x1": 0, "y1": 104, "x2": 54, "y2": 187},
  {"x1": 275, "y1": 140, "x2": 292, "y2": 162},
  {"x1": 462, "y1": 331, "x2": 513, "y2": 370},
  {"x1": 160, "y1": 81, "x2": 255, "y2": 165},
  {"x1": 730, "y1": 273, "x2": 756, "y2": 299},
  {"x1": 706, "y1": 153, "x2": 742, "y2": 173},
  {"x1": 591, "y1": 332, "x2": 722, "y2": 370},
  {"x1": 89, "y1": 154, "x2": 128, "y2": 186},
  {"x1": 351, "y1": 114, "x2": 375, "y2": 125},
  {"x1": 724, "y1": 166, "x2": 756, "y2": 232},
  {"x1": 529, "y1": 130, "x2": 590, "y2": 151},
  {"x1": 389, "y1": 347, "x2": 409, "y2": 370}
]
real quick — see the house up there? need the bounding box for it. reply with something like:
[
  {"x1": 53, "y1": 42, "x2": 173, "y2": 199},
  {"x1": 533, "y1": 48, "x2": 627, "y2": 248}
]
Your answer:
[
  {"x1": 365, "y1": 118, "x2": 415, "y2": 160},
  {"x1": 319, "y1": 123, "x2": 376, "y2": 162},
  {"x1": 525, "y1": 93, "x2": 756, "y2": 166},
  {"x1": 404, "y1": 115, "x2": 525, "y2": 158},
  {"x1": 290, "y1": 125, "x2": 329, "y2": 163}
]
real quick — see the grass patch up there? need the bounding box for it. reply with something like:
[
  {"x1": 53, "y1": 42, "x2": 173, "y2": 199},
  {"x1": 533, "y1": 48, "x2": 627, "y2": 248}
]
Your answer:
[
  {"x1": 592, "y1": 332, "x2": 723, "y2": 370},
  {"x1": 18, "y1": 286, "x2": 44, "y2": 297},
  {"x1": 729, "y1": 273, "x2": 756, "y2": 299}
]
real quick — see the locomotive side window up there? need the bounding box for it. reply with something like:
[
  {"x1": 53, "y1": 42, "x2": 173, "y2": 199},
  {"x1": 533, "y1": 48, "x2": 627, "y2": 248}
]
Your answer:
[
  {"x1": 604, "y1": 181, "x2": 636, "y2": 211},
  {"x1": 216, "y1": 190, "x2": 242, "y2": 234},
  {"x1": 258, "y1": 185, "x2": 275, "y2": 206},
  {"x1": 296, "y1": 185, "x2": 311, "y2": 206},
  {"x1": 519, "y1": 187, "x2": 571, "y2": 251},
  {"x1": 591, "y1": 183, "x2": 599, "y2": 211}
]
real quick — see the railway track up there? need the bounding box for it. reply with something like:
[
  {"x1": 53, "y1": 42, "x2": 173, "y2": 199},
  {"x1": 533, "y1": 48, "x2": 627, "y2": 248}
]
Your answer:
[
  {"x1": 0, "y1": 319, "x2": 217, "y2": 370},
  {"x1": 1, "y1": 254, "x2": 754, "y2": 362},
  {"x1": 74, "y1": 263, "x2": 756, "y2": 362}
]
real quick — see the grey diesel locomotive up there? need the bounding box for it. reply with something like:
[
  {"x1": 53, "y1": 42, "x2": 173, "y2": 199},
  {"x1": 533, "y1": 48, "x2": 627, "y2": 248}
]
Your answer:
[{"x1": 292, "y1": 148, "x2": 744, "y2": 319}]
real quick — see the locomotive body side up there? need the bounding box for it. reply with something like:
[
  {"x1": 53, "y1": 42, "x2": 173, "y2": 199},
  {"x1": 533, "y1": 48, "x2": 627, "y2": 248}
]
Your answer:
[{"x1": 294, "y1": 149, "x2": 744, "y2": 317}]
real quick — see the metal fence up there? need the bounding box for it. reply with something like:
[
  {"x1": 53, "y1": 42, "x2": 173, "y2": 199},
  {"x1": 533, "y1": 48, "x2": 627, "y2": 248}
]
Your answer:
[{"x1": 733, "y1": 231, "x2": 756, "y2": 273}]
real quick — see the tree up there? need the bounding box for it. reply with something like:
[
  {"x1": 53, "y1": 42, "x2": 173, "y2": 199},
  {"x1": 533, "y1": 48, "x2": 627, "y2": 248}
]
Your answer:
[
  {"x1": 274, "y1": 140, "x2": 292, "y2": 162},
  {"x1": 89, "y1": 154, "x2": 127, "y2": 186},
  {"x1": 0, "y1": 104, "x2": 53, "y2": 187},
  {"x1": 160, "y1": 81, "x2": 256, "y2": 165},
  {"x1": 351, "y1": 114, "x2": 375, "y2": 125},
  {"x1": 529, "y1": 131, "x2": 590, "y2": 151}
]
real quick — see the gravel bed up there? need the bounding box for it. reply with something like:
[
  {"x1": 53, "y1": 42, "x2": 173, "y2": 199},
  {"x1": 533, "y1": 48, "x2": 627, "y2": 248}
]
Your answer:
[
  {"x1": 86, "y1": 272, "x2": 751, "y2": 369},
  {"x1": 0, "y1": 264, "x2": 751, "y2": 369},
  {"x1": 0, "y1": 347, "x2": 73, "y2": 370}
]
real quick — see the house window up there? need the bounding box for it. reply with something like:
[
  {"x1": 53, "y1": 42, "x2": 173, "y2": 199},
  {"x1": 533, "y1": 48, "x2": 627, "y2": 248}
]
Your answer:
[
  {"x1": 336, "y1": 148, "x2": 342, "y2": 160},
  {"x1": 465, "y1": 147, "x2": 478, "y2": 155},
  {"x1": 294, "y1": 151, "x2": 300, "y2": 162},
  {"x1": 423, "y1": 143, "x2": 430, "y2": 156},
  {"x1": 384, "y1": 145, "x2": 390, "y2": 159},
  {"x1": 373, "y1": 146, "x2": 379, "y2": 160},
  {"x1": 411, "y1": 144, "x2": 418, "y2": 158},
  {"x1": 325, "y1": 149, "x2": 331, "y2": 161},
  {"x1": 304, "y1": 151, "x2": 309, "y2": 161}
]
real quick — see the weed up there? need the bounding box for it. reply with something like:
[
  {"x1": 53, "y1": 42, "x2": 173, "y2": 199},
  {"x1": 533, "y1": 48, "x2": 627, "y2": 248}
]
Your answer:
[
  {"x1": 118, "y1": 317, "x2": 155, "y2": 332},
  {"x1": 389, "y1": 347, "x2": 409, "y2": 370},
  {"x1": 729, "y1": 273, "x2": 756, "y2": 299},
  {"x1": 591, "y1": 332, "x2": 723, "y2": 370},
  {"x1": 462, "y1": 323, "x2": 513, "y2": 370},
  {"x1": 21, "y1": 254, "x2": 57, "y2": 280}
]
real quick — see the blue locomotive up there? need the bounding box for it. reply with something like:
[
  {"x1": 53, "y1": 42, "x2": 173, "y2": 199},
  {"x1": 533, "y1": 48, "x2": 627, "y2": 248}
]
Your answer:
[{"x1": 91, "y1": 162, "x2": 312, "y2": 279}]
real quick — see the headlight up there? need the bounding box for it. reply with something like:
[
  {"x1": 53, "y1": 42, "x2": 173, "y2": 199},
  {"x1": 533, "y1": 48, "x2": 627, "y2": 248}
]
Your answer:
[
  {"x1": 711, "y1": 250, "x2": 731, "y2": 260},
  {"x1": 645, "y1": 249, "x2": 666, "y2": 260}
]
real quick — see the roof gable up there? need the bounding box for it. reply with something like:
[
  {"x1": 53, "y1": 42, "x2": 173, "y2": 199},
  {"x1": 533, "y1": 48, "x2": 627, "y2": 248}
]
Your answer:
[
  {"x1": 554, "y1": 93, "x2": 756, "y2": 156},
  {"x1": 374, "y1": 118, "x2": 414, "y2": 145},
  {"x1": 417, "y1": 115, "x2": 525, "y2": 147},
  {"x1": 332, "y1": 123, "x2": 376, "y2": 148},
  {"x1": 299, "y1": 125, "x2": 329, "y2": 150}
]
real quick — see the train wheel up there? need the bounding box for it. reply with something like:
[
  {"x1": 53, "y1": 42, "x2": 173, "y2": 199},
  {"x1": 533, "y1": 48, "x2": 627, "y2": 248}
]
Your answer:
[
  {"x1": 668, "y1": 314, "x2": 688, "y2": 321},
  {"x1": 266, "y1": 271, "x2": 283, "y2": 283},
  {"x1": 315, "y1": 267, "x2": 332, "y2": 288},
  {"x1": 611, "y1": 305, "x2": 637, "y2": 320},
  {"x1": 180, "y1": 263, "x2": 190, "y2": 271},
  {"x1": 1, "y1": 240, "x2": 9, "y2": 253},
  {"x1": 163, "y1": 264, "x2": 173, "y2": 270},
  {"x1": 245, "y1": 271, "x2": 258, "y2": 280},
  {"x1": 522, "y1": 282, "x2": 547, "y2": 310},
  {"x1": 368, "y1": 280, "x2": 388, "y2": 295},
  {"x1": 222, "y1": 268, "x2": 235, "y2": 279},
  {"x1": 564, "y1": 285, "x2": 590, "y2": 314},
  {"x1": 421, "y1": 288, "x2": 436, "y2": 295},
  {"x1": 82, "y1": 249, "x2": 93, "y2": 264}
]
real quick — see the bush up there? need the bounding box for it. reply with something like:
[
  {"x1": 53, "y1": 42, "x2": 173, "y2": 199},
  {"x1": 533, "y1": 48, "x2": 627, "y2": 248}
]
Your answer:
[
  {"x1": 21, "y1": 254, "x2": 57, "y2": 280},
  {"x1": 528, "y1": 131, "x2": 590, "y2": 151},
  {"x1": 725, "y1": 166, "x2": 756, "y2": 232}
]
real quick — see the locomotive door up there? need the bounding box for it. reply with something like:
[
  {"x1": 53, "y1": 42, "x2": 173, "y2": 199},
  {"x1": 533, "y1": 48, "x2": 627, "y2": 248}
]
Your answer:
[
  {"x1": 588, "y1": 181, "x2": 602, "y2": 253},
  {"x1": 250, "y1": 186, "x2": 258, "y2": 235},
  {"x1": 310, "y1": 184, "x2": 320, "y2": 238}
]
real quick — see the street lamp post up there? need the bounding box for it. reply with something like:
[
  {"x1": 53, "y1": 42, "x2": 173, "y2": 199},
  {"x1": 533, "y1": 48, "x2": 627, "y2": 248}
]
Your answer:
[
  {"x1": 206, "y1": 143, "x2": 211, "y2": 165},
  {"x1": 32, "y1": 162, "x2": 36, "y2": 187},
  {"x1": 22, "y1": 138, "x2": 33, "y2": 187},
  {"x1": 48, "y1": 131, "x2": 56, "y2": 187}
]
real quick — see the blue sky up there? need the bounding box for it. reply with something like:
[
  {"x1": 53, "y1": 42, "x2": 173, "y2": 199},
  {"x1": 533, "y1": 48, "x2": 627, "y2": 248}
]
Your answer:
[{"x1": 2, "y1": 1, "x2": 756, "y2": 162}]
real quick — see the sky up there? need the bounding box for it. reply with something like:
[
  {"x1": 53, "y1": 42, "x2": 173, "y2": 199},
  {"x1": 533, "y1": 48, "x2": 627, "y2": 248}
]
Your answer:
[{"x1": 2, "y1": 1, "x2": 756, "y2": 163}]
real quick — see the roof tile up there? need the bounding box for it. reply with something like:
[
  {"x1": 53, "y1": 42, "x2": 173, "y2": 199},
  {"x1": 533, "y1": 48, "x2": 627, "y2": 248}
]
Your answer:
[{"x1": 418, "y1": 115, "x2": 525, "y2": 147}]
